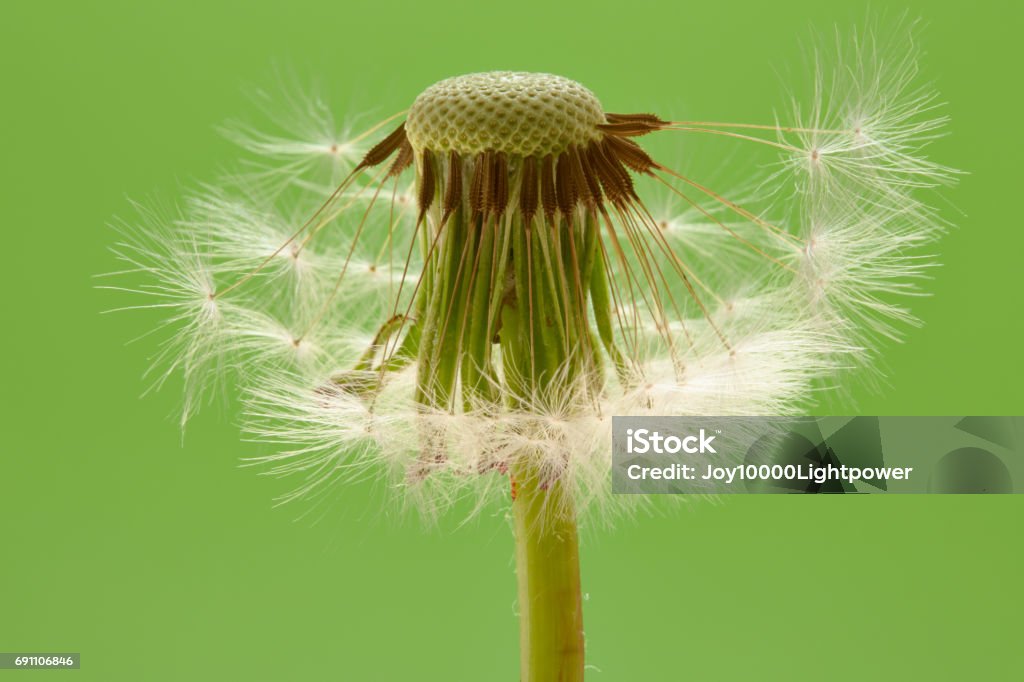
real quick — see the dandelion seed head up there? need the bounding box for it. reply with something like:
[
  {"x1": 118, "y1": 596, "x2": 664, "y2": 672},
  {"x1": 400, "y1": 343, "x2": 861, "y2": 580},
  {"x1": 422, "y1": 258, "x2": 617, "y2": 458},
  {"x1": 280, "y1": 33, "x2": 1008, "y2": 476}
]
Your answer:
[{"x1": 109, "y1": 25, "x2": 954, "y2": 522}]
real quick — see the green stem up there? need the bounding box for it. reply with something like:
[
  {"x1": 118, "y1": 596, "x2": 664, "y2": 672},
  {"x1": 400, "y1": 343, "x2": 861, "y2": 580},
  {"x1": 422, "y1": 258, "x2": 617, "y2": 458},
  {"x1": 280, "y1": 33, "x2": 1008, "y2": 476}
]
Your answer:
[
  {"x1": 416, "y1": 196, "x2": 606, "y2": 679},
  {"x1": 501, "y1": 218, "x2": 587, "y2": 680},
  {"x1": 512, "y1": 461, "x2": 585, "y2": 682}
]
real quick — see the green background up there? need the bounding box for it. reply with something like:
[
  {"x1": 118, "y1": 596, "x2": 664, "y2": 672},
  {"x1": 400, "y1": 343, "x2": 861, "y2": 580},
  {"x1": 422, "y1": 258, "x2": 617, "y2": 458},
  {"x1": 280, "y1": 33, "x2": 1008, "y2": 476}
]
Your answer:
[{"x1": 2, "y1": 1, "x2": 1021, "y2": 679}]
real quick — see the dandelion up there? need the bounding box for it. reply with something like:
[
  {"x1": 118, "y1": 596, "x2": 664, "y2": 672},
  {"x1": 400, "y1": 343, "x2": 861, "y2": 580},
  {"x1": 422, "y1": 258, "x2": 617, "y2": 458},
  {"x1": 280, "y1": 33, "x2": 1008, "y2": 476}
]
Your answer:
[{"x1": 108, "y1": 25, "x2": 953, "y2": 681}]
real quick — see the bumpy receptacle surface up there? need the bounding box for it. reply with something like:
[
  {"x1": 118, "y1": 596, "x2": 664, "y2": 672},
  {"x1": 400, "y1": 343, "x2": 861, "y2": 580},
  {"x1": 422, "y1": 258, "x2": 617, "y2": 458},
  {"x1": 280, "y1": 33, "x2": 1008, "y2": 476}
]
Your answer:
[{"x1": 405, "y1": 72, "x2": 606, "y2": 157}]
